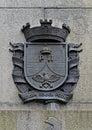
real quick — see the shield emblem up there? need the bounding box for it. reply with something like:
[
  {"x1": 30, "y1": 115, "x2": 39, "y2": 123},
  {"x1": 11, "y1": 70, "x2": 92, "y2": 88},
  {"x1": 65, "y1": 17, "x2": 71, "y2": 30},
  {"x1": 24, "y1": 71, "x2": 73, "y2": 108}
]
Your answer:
[
  {"x1": 10, "y1": 19, "x2": 81, "y2": 103},
  {"x1": 24, "y1": 42, "x2": 68, "y2": 91}
]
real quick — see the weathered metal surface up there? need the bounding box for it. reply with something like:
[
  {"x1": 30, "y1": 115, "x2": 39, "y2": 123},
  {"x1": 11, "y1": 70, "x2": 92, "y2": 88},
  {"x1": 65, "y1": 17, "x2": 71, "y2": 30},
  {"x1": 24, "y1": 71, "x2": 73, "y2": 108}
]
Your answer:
[{"x1": 10, "y1": 19, "x2": 82, "y2": 104}]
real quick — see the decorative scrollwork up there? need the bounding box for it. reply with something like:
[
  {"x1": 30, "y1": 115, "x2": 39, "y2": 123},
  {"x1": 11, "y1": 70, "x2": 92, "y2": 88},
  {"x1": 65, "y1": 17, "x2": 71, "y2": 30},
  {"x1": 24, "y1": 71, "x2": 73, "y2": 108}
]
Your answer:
[{"x1": 10, "y1": 42, "x2": 82, "y2": 103}]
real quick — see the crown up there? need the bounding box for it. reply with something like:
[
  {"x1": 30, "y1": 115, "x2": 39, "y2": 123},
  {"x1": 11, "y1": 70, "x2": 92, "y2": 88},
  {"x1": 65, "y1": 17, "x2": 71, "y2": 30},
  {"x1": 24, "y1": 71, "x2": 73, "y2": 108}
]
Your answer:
[{"x1": 21, "y1": 19, "x2": 71, "y2": 42}]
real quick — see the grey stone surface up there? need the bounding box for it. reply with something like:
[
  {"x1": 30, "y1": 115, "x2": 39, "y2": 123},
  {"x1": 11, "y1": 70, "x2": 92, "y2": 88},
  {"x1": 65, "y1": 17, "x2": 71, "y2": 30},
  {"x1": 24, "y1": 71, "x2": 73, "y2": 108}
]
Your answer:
[
  {"x1": 0, "y1": 111, "x2": 62, "y2": 130},
  {"x1": 63, "y1": 111, "x2": 92, "y2": 130},
  {"x1": 0, "y1": 0, "x2": 91, "y2": 130},
  {"x1": 0, "y1": 9, "x2": 46, "y2": 110},
  {"x1": 0, "y1": 4, "x2": 91, "y2": 111},
  {"x1": 0, "y1": 8, "x2": 92, "y2": 110},
  {"x1": 17, "y1": 111, "x2": 44, "y2": 130},
  {"x1": 45, "y1": 9, "x2": 92, "y2": 102},
  {"x1": 0, "y1": 0, "x2": 92, "y2": 7},
  {"x1": 0, "y1": 111, "x2": 16, "y2": 130},
  {"x1": 47, "y1": 103, "x2": 61, "y2": 110},
  {"x1": 0, "y1": 110, "x2": 92, "y2": 130},
  {"x1": 45, "y1": 117, "x2": 61, "y2": 130}
]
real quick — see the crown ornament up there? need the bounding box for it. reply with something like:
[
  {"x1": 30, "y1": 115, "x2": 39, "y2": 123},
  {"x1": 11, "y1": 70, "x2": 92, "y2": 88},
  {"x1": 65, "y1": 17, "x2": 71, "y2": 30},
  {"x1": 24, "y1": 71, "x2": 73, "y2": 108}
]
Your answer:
[
  {"x1": 10, "y1": 19, "x2": 82, "y2": 104},
  {"x1": 21, "y1": 19, "x2": 71, "y2": 42}
]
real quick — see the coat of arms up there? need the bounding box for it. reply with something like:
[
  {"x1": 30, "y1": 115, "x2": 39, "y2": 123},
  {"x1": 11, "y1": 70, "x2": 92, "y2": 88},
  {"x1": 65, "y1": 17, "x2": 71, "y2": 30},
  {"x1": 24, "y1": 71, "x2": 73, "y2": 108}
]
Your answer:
[{"x1": 10, "y1": 19, "x2": 82, "y2": 103}]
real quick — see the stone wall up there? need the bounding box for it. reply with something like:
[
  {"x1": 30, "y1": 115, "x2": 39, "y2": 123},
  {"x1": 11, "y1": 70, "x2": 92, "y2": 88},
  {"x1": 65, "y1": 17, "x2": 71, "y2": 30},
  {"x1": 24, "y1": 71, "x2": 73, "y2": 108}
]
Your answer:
[{"x1": 0, "y1": 0, "x2": 92, "y2": 130}]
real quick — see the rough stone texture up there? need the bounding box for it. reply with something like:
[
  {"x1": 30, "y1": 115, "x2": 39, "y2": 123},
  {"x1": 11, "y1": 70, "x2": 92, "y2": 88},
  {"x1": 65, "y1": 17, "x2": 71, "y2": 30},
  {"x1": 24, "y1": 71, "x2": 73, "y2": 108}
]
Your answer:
[
  {"x1": 64, "y1": 111, "x2": 92, "y2": 130},
  {"x1": 45, "y1": 9, "x2": 92, "y2": 102},
  {"x1": 0, "y1": 111, "x2": 62, "y2": 130},
  {"x1": 0, "y1": 0, "x2": 92, "y2": 7},
  {"x1": 0, "y1": 9, "x2": 46, "y2": 110},
  {"x1": 0, "y1": 0, "x2": 92, "y2": 130},
  {"x1": 0, "y1": 8, "x2": 92, "y2": 110},
  {"x1": 16, "y1": 111, "x2": 44, "y2": 130},
  {"x1": 0, "y1": 111, "x2": 16, "y2": 130},
  {"x1": 0, "y1": 110, "x2": 92, "y2": 130}
]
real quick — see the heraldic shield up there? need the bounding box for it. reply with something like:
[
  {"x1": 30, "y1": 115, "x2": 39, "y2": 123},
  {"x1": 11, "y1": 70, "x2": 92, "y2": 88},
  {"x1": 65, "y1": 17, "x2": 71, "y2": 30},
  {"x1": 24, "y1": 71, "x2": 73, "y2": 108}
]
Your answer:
[
  {"x1": 24, "y1": 42, "x2": 68, "y2": 91},
  {"x1": 10, "y1": 19, "x2": 82, "y2": 103}
]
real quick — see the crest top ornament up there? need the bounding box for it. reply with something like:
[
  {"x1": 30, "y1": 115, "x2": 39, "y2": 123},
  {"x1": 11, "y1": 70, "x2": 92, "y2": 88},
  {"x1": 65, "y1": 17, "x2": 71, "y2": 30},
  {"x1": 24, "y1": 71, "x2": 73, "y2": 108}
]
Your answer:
[
  {"x1": 21, "y1": 19, "x2": 71, "y2": 42},
  {"x1": 10, "y1": 19, "x2": 82, "y2": 104}
]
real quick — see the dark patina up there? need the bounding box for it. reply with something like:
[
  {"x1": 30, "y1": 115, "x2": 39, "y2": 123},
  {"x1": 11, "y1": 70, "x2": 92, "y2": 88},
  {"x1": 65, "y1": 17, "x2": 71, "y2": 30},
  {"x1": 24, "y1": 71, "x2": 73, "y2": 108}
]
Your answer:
[{"x1": 10, "y1": 19, "x2": 82, "y2": 103}]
